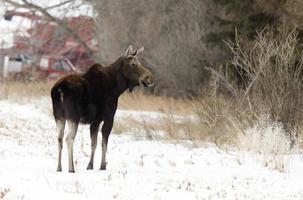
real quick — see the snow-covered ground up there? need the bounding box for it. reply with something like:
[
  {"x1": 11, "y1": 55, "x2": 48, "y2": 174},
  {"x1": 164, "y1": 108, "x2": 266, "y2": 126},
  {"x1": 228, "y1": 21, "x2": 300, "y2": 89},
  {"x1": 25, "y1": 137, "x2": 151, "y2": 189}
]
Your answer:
[{"x1": 0, "y1": 98, "x2": 303, "y2": 200}]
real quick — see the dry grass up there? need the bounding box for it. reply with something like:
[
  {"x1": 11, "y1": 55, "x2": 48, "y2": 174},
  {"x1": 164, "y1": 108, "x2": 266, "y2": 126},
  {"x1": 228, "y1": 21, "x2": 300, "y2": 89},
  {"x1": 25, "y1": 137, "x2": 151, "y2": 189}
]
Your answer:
[
  {"x1": 116, "y1": 92, "x2": 243, "y2": 146},
  {"x1": 237, "y1": 116, "x2": 294, "y2": 172},
  {"x1": 118, "y1": 90, "x2": 194, "y2": 114},
  {"x1": 0, "y1": 188, "x2": 10, "y2": 199},
  {"x1": 113, "y1": 111, "x2": 203, "y2": 141},
  {"x1": 0, "y1": 80, "x2": 54, "y2": 102},
  {"x1": 115, "y1": 90, "x2": 211, "y2": 141}
]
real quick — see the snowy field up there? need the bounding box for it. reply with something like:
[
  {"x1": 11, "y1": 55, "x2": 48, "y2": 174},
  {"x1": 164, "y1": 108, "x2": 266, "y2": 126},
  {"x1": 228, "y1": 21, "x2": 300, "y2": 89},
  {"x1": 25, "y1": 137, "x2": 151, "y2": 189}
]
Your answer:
[{"x1": 0, "y1": 98, "x2": 303, "y2": 200}]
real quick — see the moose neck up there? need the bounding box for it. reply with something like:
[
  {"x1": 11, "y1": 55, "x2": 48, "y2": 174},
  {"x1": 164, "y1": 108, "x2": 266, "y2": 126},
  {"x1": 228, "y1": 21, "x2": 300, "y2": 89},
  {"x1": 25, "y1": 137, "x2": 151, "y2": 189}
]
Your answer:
[{"x1": 107, "y1": 56, "x2": 130, "y2": 98}]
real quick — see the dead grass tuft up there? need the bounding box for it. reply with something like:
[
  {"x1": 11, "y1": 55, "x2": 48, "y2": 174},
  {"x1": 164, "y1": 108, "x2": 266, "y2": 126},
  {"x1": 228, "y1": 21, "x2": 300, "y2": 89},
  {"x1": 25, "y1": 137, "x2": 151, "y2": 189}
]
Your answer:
[
  {"x1": 0, "y1": 80, "x2": 54, "y2": 102},
  {"x1": 118, "y1": 90, "x2": 194, "y2": 114},
  {"x1": 0, "y1": 188, "x2": 10, "y2": 199}
]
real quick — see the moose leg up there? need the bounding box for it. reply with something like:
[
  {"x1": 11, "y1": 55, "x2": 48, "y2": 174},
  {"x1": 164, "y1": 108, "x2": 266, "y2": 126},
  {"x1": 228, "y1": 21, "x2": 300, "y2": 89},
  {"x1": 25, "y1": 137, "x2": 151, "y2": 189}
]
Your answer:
[
  {"x1": 66, "y1": 120, "x2": 78, "y2": 173},
  {"x1": 100, "y1": 102, "x2": 117, "y2": 171},
  {"x1": 100, "y1": 119, "x2": 113, "y2": 170},
  {"x1": 56, "y1": 120, "x2": 66, "y2": 172},
  {"x1": 100, "y1": 135, "x2": 109, "y2": 170},
  {"x1": 87, "y1": 122, "x2": 100, "y2": 170}
]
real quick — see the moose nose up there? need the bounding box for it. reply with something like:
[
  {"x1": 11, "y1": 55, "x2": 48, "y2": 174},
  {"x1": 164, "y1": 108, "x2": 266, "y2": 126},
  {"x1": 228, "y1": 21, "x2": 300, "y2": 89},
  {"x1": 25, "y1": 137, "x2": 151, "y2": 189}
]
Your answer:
[{"x1": 141, "y1": 75, "x2": 154, "y2": 87}]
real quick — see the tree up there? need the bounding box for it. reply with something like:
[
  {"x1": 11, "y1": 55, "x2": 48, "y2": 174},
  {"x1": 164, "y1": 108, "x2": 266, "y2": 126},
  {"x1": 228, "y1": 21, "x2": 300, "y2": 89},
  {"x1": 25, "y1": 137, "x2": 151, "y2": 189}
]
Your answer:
[
  {"x1": 90, "y1": 0, "x2": 214, "y2": 96},
  {"x1": 204, "y1": 0, "x2": 303, "y2": 89},
  {"x1": 205, "y1": 0, "x2": 303, "y2": 62}
]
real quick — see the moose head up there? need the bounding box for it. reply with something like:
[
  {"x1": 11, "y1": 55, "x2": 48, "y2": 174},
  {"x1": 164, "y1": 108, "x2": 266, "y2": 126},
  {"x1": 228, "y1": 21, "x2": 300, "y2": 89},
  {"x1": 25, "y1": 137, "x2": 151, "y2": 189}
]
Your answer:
[{"x1": 121, "y1": 45, "x2": 154, "y2": 91}]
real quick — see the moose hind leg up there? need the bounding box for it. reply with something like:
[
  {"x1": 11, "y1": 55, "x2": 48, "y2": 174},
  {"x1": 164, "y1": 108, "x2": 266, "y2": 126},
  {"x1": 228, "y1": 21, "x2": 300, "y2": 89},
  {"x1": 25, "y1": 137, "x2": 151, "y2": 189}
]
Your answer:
[
  {"x1": 66, "y1": 120, "x2": 78, "y2": 173},
  {"x1": 87, "y1": 122, "x2": 100, "y2": 170},
  {"x1": 56, "y1": 120, "x2": 66, "y2": 172}
]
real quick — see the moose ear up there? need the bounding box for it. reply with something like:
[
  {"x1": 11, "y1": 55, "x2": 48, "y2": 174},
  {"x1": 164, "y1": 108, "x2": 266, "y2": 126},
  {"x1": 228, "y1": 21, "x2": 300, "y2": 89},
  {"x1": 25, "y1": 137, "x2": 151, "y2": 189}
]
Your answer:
[
  {"x1": 133, "y1": 46, "x2": 144, "y2": 56},
  {"x1": 125, "y1": 45, "x2": 133, "y2": 57}
]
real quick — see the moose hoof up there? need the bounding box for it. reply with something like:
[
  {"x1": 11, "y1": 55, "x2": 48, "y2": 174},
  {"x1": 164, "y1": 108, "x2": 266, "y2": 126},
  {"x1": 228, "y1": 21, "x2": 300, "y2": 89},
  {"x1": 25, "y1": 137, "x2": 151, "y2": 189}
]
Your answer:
[
  {"x1": 100, "y1": 165, "x2": 106, "y2": 170},
  {"x1": 69, "y1": 169, "x2": 75, "y2": 173},
  {"x1": 87, "y1": 163, "x2": 93, "y2": 170},
  {"x1": 57, "y1": 166, "x2": 62, "y2": 172}
]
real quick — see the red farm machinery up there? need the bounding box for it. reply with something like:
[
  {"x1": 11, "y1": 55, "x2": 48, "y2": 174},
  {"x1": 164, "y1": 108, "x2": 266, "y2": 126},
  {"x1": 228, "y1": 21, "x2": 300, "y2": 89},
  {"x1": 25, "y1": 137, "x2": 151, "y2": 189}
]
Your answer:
[{"x1": 0, "y1": 10, "x2": 98, "y2": 80}]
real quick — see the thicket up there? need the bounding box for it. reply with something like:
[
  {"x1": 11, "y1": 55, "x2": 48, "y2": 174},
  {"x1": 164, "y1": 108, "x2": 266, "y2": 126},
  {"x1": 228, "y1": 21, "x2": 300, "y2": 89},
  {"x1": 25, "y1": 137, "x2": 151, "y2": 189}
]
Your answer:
[{"x1": 219, "y1": 28, "x2": 303, "y2": 145}]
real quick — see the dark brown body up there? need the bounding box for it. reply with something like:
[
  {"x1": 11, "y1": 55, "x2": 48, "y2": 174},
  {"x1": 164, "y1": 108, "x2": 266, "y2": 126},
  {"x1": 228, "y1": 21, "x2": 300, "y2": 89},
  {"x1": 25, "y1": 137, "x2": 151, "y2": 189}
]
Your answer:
[
  {"x1": 51, "y1": 46, "x2": 154, "y2": 172},
  {"x1": 52, "y1": 63, "x2": 124, "y2": 124}
]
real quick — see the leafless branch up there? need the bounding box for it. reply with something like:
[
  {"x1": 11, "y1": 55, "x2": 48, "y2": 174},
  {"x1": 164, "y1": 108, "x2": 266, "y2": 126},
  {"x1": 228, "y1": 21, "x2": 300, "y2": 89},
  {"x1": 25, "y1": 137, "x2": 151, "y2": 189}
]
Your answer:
[
  {"x1": 2, "y1": 0, "x2": 94, "y2": 55},
  {"x1": 42, "y1": 0, "x2": 75, "y2": 11}
]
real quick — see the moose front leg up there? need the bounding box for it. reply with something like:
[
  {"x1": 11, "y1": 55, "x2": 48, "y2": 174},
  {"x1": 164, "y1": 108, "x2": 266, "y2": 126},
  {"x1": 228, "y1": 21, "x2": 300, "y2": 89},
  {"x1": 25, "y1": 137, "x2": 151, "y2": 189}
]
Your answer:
[{"x1": 100, "y1": 119, "x2": 113, "y2": 170}]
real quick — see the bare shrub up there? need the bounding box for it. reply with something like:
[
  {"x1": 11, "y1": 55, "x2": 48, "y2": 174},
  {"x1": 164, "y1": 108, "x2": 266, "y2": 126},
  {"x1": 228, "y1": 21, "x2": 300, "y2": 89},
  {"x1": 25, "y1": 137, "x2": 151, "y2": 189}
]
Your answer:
[
  {"x1": 238, "y1": 116, "x2": 293, "y2": 172},
  {"x1": 192, "y1": 28, "x2": 303, "y2": 171},
  {"x1": 239, "y1": 116, "x2": 292, "y2": 154},
  {"x1": 192, "y1": 95, "x2": 241, "y2": 146},
  {"x1": 190, "y1": 28, "x2": 303, "y2": 157},
  {"x1": 224, "y1": 28, "x2": 303, "y2": 144}
]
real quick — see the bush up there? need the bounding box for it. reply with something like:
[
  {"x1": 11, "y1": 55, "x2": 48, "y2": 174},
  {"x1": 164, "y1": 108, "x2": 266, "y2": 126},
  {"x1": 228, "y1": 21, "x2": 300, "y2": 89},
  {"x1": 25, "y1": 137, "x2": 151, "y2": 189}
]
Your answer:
[{"x1": 223, "y1": 28, "x2": 303, "y2": 144}]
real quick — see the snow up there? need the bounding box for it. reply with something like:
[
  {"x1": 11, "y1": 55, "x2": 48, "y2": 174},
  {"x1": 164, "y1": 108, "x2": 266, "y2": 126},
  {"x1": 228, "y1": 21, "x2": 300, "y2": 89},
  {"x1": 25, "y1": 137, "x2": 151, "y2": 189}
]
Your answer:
[{"x1": 0, "y1": 98, "x2": 303, "y2": 199}]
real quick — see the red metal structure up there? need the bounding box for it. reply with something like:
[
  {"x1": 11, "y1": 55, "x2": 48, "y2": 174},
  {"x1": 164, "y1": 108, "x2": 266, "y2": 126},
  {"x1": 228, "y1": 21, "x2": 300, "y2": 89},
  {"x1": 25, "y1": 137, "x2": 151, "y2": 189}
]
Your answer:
[{"x1": 2, "y1": 10, "x2": 98, "y2": 79}]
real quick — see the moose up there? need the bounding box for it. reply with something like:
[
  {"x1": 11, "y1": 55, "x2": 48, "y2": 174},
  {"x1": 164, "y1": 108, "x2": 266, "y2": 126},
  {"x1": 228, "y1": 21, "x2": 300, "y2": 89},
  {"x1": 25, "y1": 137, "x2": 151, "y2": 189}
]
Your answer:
[{"x1": 51, "y1": 46, "x2": 154, "y2": 172}]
